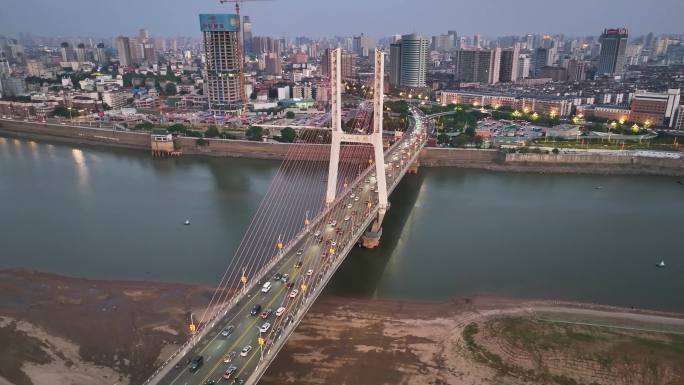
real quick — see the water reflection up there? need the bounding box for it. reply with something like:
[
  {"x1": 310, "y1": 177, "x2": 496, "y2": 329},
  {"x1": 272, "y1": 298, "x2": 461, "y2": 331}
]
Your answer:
[{"x1": 71, "y1": 148, "x2": 90, "y2": 193}]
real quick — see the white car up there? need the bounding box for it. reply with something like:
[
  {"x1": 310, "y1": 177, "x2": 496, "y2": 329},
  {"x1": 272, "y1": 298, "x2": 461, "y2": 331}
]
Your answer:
[
  {"x1": 314, "y1": 230, "x2": 321, "y2": 237},
  {"x1": 344, "y1": 216, "x2": 350, "y2": 221},
  {"x1": 331, "y1": 241, "x2": 337, "y2": 247},
  {"x1": 289, "y1": 289, "x2": 299, "y2": 298},
  {"x1": 350, "y1": 194, "x2": 355, "y2": 199},
  {"x1": 330, "y1": 220, "x2": 337, "y2": 227},
  {"x1": 354, "y1": 197, "x2": 359, "y2": 201},
  {"x1": 260, "y1": 322, "x2": 271, "y2": 333},
  {"x1": 306, "y1": 269, "x2": 314, "y2": 276},
  {"x1": 240, "y1": 345, "x2": 253, "y2": 357},
  {"x1": 346, "y1": 203, "x2": 353, "y2": 209},
  {"x1": 275, "y1": 307, "x2": 286, "y2": 317}
]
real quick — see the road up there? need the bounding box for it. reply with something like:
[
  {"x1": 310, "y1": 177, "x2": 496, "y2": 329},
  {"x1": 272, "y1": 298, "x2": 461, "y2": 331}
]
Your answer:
[{"x1": 154, "y1": 108, "x2": 427, "y2": 385}]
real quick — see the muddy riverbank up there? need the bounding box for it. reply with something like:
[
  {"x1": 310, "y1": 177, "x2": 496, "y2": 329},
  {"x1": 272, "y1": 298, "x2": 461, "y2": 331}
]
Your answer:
[{"x1": 1, "y1": 269, "x2": 683, "y2": 385}]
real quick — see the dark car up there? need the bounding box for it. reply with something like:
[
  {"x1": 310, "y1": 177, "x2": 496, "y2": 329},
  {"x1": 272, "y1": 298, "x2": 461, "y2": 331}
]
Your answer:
[
  {"x1": 294, "y1": 261, "x2": 303, "y2": 268},
  {"x1": 286, "y1": 281, "x2": 295, "y2": 289},
  {"x1": 250, "y1": 304, "x2": 262, "y2": 316},
  {"x1": 189, "y1": 355, "x2": 203, "y2": 373},
  {"x1": 272, "y1": 272, "x2": 283, "y2": 281},
  {"x1": 221, "y1": 325, "x2": 234, "y2": 337}
]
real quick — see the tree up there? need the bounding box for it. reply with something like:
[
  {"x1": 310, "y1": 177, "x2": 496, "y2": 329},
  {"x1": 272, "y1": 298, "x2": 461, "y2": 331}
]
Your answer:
[
  {"x1": 246, "y1": 125, "x2": 264, "y2": 141},
  {"x1": 53, "y1": 106, "x2": 80, "y2": 119},
  {"x1": 552, "y1": 148, "x2": 560, "y2": 154},
  {"x1": 285, "y1": 111, "x2": 295, "y2": 119},
  {"x1": 196, "y1": 138, "x2": 209, "y2": 146},
  {"x1": 280, "y1": 127, "x2": 296, "y2": 143},
  {"x1": 134, "y1": 122, "x2": 154, "y2": 130},
  {"x1": 167, "y1": 124, "x2": 189, "y2": 134},
  {"x1": 205, "y1": 125, "x2": 220, "y2": 138},
  {"x1": 163, "y1": 82, "x2": 177, "y2": 96}
]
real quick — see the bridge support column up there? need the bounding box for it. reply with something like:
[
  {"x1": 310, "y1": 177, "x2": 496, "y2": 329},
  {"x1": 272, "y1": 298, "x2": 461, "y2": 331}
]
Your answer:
[
  {"x1": 408, "y1": 160, "x2": 419, "y2": 174},
  {"x1": 361, "y1": 207, "x2": 386, "y2": 248}
]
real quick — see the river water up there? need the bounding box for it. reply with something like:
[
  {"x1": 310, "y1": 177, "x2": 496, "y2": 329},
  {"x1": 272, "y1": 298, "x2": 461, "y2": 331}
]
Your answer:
[{"x1": 1, "y1": 137, "x2": 683, "y2": 312}]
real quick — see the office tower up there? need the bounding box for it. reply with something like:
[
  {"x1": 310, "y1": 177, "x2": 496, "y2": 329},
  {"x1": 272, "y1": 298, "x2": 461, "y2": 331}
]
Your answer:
[
  {"x1": 0, "y1": 57, "x2": 11, "y2": 76},
  {"x1": 499, "y1": 44, "x2": 520, "y2": 82},
  {"x1": 389, "y1": 42, "x2": 402, "y2": 87},
  {"x1": 115, "y1": 36, "x2": 132, "y2": 67},
  {"x1": 391, "y1": 33, "x2": 429, "y2": 88},
  {"x1": 75, "y1": 43, "x2": 86, "y2": 63},
  {"x1": 533, "y1": 47, "x2": 549, "y2": 76},
  {"x1": 473, "y1": 34, "x2": 481, "y2": 49},
  {"x1": 26, "y1": 60, "x2": 42, "y2": 76},
  {"x1": 199, "y1": 13, "x2": 243, "y2": 114},
  {"x1": 265, "y1": 53, "x2": 281, "y2": 75},
  {"x1": 453, "y1": 48, "x2": 499, "y2": 84},
  {"x1": 242, "y1": 16, "x2": 253, "y2": 56},
  {"x1": 95, "y1": 43, "x2": 108, "y2": 65},
  {"x1": 597, "y1": 28, "x2": 628, "y2": 75},
  {"x1": 60, "y1": 42, "x2": 75, "y2": 62}
]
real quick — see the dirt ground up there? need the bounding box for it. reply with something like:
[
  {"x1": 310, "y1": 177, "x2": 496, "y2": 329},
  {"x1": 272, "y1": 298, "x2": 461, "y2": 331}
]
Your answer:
[{"x1": 1, "y1": 269, "x2": 683, "y2": 385}]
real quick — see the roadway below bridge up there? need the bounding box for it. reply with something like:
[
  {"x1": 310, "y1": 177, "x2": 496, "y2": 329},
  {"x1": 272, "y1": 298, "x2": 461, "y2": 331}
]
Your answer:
[{"x1": 150, "y1": 107, "x2": 427, "y2": 385}]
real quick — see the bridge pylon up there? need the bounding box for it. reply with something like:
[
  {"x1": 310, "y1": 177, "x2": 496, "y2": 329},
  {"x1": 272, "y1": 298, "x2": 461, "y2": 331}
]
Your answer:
[{"x1": 326, "y1": 48, "x2": 388, "y2": 248}]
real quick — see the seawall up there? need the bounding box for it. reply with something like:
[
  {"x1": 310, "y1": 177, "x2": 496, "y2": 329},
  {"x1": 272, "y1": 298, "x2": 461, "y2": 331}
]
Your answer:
[{"x1": 2, "y1": 120, "x2": 683, "y2": 176}]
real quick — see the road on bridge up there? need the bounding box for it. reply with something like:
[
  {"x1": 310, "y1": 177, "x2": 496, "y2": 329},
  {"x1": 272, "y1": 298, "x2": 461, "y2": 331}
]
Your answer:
[{"x1": 153, "y1": 108, "x2": 427, "y2": 385}]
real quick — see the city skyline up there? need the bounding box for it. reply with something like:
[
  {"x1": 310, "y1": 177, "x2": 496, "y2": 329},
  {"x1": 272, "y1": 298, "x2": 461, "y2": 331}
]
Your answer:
[{"x1": 2, "y1": 0, "x2": 684, "y2": 39}]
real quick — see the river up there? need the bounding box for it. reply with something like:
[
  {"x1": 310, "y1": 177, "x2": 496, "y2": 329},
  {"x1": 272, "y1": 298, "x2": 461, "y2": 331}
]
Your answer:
[{"x1": 1, "y1": 137, "x2": 683, "y2": 312}]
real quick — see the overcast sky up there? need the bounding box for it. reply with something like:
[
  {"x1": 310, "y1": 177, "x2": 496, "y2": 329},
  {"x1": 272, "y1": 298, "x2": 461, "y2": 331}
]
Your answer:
[{"x1": 2, "y1": 0, "x2": 683, "y2": 39}]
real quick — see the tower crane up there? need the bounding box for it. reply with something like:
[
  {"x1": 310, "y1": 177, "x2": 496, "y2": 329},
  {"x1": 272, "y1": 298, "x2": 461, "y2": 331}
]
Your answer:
[{"x1": 218, "y1": 0, "x2": 272, "y2": 110}]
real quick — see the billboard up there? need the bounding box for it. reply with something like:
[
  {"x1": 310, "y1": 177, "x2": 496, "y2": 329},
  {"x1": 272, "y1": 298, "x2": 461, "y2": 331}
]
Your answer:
[{"x1": 199, "y1": 14, "x2": 239, "y2": 32}]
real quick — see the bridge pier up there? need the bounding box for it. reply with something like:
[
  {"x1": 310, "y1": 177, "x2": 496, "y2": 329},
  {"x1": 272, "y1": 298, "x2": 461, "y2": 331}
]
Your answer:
[
  {"x1": 361, "y1": 207, "x2": 386, "y2": 249},
  {"x1": 408, "y1": 160, "x2": 419, "y2": 174}
]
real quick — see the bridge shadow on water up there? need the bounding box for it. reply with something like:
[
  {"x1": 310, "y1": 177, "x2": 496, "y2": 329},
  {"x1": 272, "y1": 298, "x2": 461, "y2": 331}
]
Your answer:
[{"x1": 324, "y1": 170, "x2": 426, "y2": 298}]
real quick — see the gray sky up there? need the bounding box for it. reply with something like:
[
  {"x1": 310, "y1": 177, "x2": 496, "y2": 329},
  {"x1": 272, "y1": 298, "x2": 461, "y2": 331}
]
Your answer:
[{"x1": 2, "y1": 0, "x2": 682, "y2": 39}]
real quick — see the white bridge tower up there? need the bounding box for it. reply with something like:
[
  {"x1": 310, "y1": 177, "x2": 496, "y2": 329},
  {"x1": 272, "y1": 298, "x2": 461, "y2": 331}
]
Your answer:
[{"x1": 326, "y1": 48, "x2": 388, "y2": 247}]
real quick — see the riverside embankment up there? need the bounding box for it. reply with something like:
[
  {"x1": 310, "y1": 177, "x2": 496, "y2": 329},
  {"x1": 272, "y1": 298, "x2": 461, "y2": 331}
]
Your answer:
[{"x1": 2, "y1": 119, "x2": 683, "y2": 175}]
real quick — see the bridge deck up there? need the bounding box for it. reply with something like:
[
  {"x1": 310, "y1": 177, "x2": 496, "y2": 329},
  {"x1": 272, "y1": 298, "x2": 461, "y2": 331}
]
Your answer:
[{"x1": 150, "y1": 107, "x2": 427, "y2": 385}]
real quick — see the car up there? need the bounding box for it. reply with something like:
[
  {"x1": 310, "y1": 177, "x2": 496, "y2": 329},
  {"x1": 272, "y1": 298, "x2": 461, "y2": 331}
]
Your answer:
[
  {"x1": 374, "y1": 188, "x2": 379, "y2": 193},
  {"x1": 294, "y1": 260, "x2": 303, "y2": 268},
  {"x1": 313, "y1": 230, "x2": 321, "y2": 237},
  {"x1": 289, "y1": 289, "x2": 299, "y2": 298},
  {"x1": 331, "y1": 241, "x2": 337, "y2": 247},
  {"x1": 280, "y1": 273, "x2": 289, "y2": 283},
  {"x1": 261, "y1": 281, "x2": 272, "y2": 293},
  {"x1": 354, "y1": 197, "x2": 360, "y2": 201},
  {"x1": 260, "y1": 322, "x2": 271, "y2": 333},
  {"x1": 221, "y1": 325, "x2": 235, "y2": 337},
  {"x1": 240, "y1": 345, "x2": 252, "y2": 357},
  {"x1": 189, "y1": 355, "x2": 204, "y2": 372},
  {"x1": 250, "y1": 304, "x2": 262, "y2": 316},
  {"x1": 260, "y1": 309, "x2": 272, "y2": 319},
  {"x1": 223, "y1": 351, "x2": 237, "y2": 363},
  {"x1": 306, "y1": 269, "x2": 314, "y2": 276},
  {"x1": 223, "y1": 365, "x2": 238, "y2": 380},
  {"x1": 276, "y1": 306, "x2": 286, "y2": 317},
  {"x1": 204, "y1": 380, "x2": 216, "y2": 385},
  {"x1": 321, "y1": 251, "x2": 328, "y2": 258},
  {"x1": 296, "y1": 249, "x2": 303, "y2": 256},
  {"x1": 272, "y1": 272, "x2": 283, "y2": 281},
  {"x1": 330, "y1": 220, "x2": 337, "y2": 227},
  {"x1": 344, "y1": 216, "x2": 350, "y2": 221},
  {"x1": 347, "y1": 203, "x2": 353, "y2": 209},
  {"x1": 286, "y1": 281, "x2": 295, "y2": 289},
  {"x1": 350, "y1": 193, "x2": 355, "y2": 199}
]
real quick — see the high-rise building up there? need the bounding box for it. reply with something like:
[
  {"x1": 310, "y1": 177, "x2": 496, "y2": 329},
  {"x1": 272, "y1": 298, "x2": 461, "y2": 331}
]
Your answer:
[
  {"x1": 95, "y1": 43, "x2": 108, "y2": 65},
  {"x1": 389, "y1": 42, "x2": 402, "y2": 87},
  {"x1": 0, "y1": 57, "x2": 11, "y2": 76},
  {"x1": 199, "y1": 14, "x2": 243, "y2": 114},
  {"x1": 533, "y1": 47, "x2": 549, "y2": 76},
  {"x1": 242, "y1": 16, "x2": 253, "y2": 56},
  {"x1": 340, "y1": 51, "x2": 357, "y2": 81},
  {"x1": 321, "y1": 48, "x2": 331, "y2": 78},
  {"x1": 353, "y1": 33, "x2": 375, "y2": 57},
  {"x1": 566, "y1": 59, "x2": 589, "y2": 81},
  {"x1": 26, "y1": 60, "x2": 42, "y2": 77},
  {"x1": 597, "y1": 28, "x2": 628, "y2": 75},
  {"x1": 115, "y1": 36, "x2": 132, "y2": 67},
  {"x1": 453, "y1": 48, "x2": 499, "y2": 84},
  {"x1": 75, "y1": 43, "x2": 87, "y2": 63},
  {"x1": 60, "y1": 42, "x2": 75, "y2": 62},
  {"x1": 517, "y1": 54, "x2": 531, "y2": 79},
  {"x1": 499, "y1": 44, "x2": 520, "y2": 83},
  {"x1": 265, "y1": 53, "x2": 281, "y2": 76},
  {"x1": 143, "y1": 43, "x2": 156, "y2": 64},
  {"x1": 391, "y1": 33, "x2": 429, "y2": 88}
]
